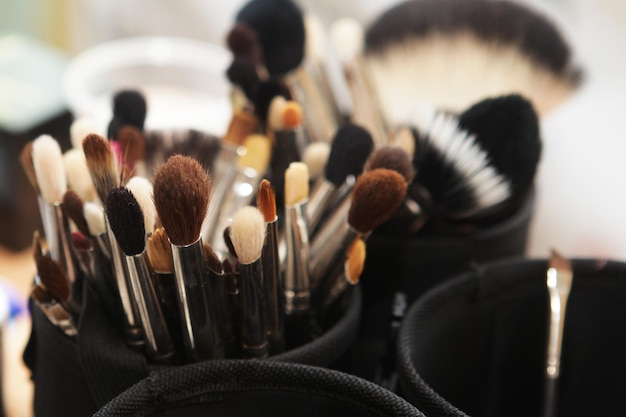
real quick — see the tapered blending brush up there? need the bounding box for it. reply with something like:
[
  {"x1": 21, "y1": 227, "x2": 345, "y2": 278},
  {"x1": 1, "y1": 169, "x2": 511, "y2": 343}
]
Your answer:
[
  {"x1": 106, "y1": 187, "x2": 175, "y2": 363},
  {"x1": 82, "y1": 133, "x2": 144, "y2": 346},
  {"x1": 62, "y1": 190, "x2": 91, "y2": 239},
  {"x1": 364, "y1": 0, "x2": 581, "y2": 122},
  {"x1": 32, "y1": 135, "x2": 77, "y2": 291},
  {"x1": 63, "y1": 148, "x2": 98, "y2": 204},
  {"x1": 309, "y1": 168, "x2": 407, "y2": 288},
  {"x1": 257, "y1": 179, "x2": 284, "y2": 353},
  {"x1": 306, "y1": 124, "x2": 374, "y2": 234},
  {"x1": 153, "y1": 154, "x2": 222, "y2": 361},
  {"x1": 229, "y1": 206, "x2": 268, "y2": 359}
]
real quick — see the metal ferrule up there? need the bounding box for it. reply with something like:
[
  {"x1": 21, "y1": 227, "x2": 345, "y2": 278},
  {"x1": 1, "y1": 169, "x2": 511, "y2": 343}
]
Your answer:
[
  {"x1": 125, "y1": 252, "x2": 175, "y2": 363},
  {"x1": 43, "y1": 203, "x2": 76, "y2": 286},
  {"x1": 239, "y1": 258, "x2": 268, "y2": 359},
  {"x1": 32, "y1": 289, "x2": 78, "y2": 337},
  {"x1": 105, "y1": 217, "x2": 144, "y2": 346},
  {"x1": 284, "y1": 201, "x2": 311, "y2": 315},
  {"x1": 305, "y1": 179, "x2": 337, "y2": 235},
  {"x1": 262, "y1": 218, "x2": 284, "y2": 353},
  {"x1": 545, "y1": 265, "x2": 573, "y2": 379},
  {"x1": 171, "y1": 238, "x2": 222, "y2": 361}
]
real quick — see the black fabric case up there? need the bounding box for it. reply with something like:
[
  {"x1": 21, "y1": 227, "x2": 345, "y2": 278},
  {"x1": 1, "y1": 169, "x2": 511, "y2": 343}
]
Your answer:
[{"x1": 396, "y1": 257, "x2": 626, "y2": 417}]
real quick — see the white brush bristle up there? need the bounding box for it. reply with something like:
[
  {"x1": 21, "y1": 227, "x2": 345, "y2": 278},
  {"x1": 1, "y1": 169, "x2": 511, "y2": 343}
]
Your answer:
[
  {"x1": 125, "y1": 176, "x2": 156, "y2": 235},
  {"x1": 84, "y1": 202, "x2": 106, "y2": 236},
  {"x1": 70, "y1": 116, "x2": 101, "y2": 149},
  {"x1": 63, "y1": 148, "x2": 98, "y2": 203},
  {"x1": 330, "y1": 17, "x2": 364, "y2": 63},
  {"x1": 229, "y1": 206, "x2": 266, "y2": 264},
  {"x1": 285, "y1": 162, "x2": 310, "y2": 206},
  {"x1": 305, "y1": 14, "x2": 327, "y2": 62},
  {"x1": 268, "y1": 96, "x2": 287, "y2": 131},
  {"x1": 32, "y1": 135, "x2": 67, "y2": 205},
  {"x1": 302, "y1": 142, "x2": 330, "y2": 181}
]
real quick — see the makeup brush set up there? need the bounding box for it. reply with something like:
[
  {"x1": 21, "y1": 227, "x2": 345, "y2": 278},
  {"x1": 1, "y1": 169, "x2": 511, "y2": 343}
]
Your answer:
[{"x1": 21, "y1": 0, "x2": 620, "y2": 416}]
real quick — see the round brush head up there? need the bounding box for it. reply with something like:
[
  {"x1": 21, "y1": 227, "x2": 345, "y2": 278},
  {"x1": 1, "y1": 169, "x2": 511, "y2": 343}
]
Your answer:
[
  {"x1": 365, "y1": 146, "x2": 415, "y2": 183},
  {"x1": 227, "y1": 22, "x2": 264, "y2": 65},
  {"x1": 112, "y1": 89, "x2": 148, "y2": 130},
  {"x1": 325, "y1": 124, "x2": 375, "y2": 186},
  {"x1": 106, "y1": 187, "x2": 146, "y2": 257}
]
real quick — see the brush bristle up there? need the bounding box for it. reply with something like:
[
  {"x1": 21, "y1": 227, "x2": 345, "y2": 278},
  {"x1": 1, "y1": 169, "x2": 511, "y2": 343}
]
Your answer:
[
  {"x1": 222, "y1": 109, "x2": 260, "y2": 148},
  {"x1": 392, "y1": 127, "x2": 416, "y2": 159},
  {"x1": 112, "y1": 89, "x2": 147, "y2": 130},
  {"x1": 32, "y1": 230, "x2": 44, "y2": 262},
  {"x1": 83, "y1": 202, "x2": 106, "y2": 236},
  {"x1": 237, "y1": 134, "x2": 271, "y2": 174},
  {"x1": 62, "y1": 190, "x2": 91, "y2": 237},
  {"x1": 125, "y1": 176, "x2": 156, "y2": 235},
  {"x1": 268, "y1": 96, "x2": 288, "y2": 131},
  {"x1": 348, "y1": 168, "x2": 407, "y2": 232},
  {"x1": 63, "y1": 148, "x2": 98, "y2": 203},
  {"x1": 227, "y1": 58, "x2": 261, "y2": 98},
  {"x1": 31, "y1": 285, "x2": 52, "y2": 303},
  {"x1": 203, "y1": 242, "x2": 224, "y2": 275},
  {"x1": 325, "y1": 124, "x2": 374, "y2": 186},
  {"x1": 153, "y1": 155, "x2": 211, "y2": 246},
  {"x1": 251, "y1": 78, "x2": 291, "y2": 125},
  {"x1": 365, "y1": 146, "x2": 414, "y2": 183},
  {"x1": 282, "y1": 101, "x2": 302, "y2": 129},
  {"x1": 236, "y1": 0, "x2": 305, "y2": 75},
  {"x1": 116, "y1": 125, "x2": 145, "y2": 167},
  {"x1": 304, "y1": 14, "x2": 327, "y2": 62},
  {"x1": 549, "y1": 248, "x2": 571, "y2": 272},
  {"x1": 330, "y1": 17, "x2": 364, "y2": 63},
  {"x1": 223, "y1": 226, "x2": 238, "y2": 259},
  {"x1": 257, "y1": 179, "x2": 277, "y2": 222},
  {"x1": 302, "y1": 142, "x2": 330, "y2": 181},
  {"x1": 345, "y1": 237, "x2": 366, "y2": 285},
  {"x1": 227, "y1": 23, "x2": 264, "y2": 65},
  {"x1": 229, "y1": 206, "x2": 266, "y2": 264},
  {"x1": 285, "y1": 162, "x2": 309, "y2": 206},
  {"x1": 105, "y1": 187, "x2": 146, "y2": 256},
  {"x1": 146, "y1": 227, "x2": 173, "y2": 273},
  {"x1": 37, "y1": 255, "x2": 71, "y2": 303},
  {"x1": 70, "y1": 116, "x2": 101, "y2": 149},
  {"x1": 32, "y1": 135, "x2": 67, "y2": 205},
  {"x1": 82, "y1": 133, "x2": 119, "y2": 204}
]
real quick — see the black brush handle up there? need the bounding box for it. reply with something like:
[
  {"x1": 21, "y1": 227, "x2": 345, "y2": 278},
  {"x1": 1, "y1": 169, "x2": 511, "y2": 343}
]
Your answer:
[{"x1": 542, "y1": 377, "x2": 558, "y2": 417}]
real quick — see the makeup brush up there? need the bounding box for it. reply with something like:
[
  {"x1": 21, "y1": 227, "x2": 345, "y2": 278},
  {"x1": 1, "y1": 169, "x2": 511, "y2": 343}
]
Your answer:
[
  {"x1": 283, "y1": 162, "x2": 311, "y2": 316},
  {"x1": 250, "y1": 78, "x2": 292, "y2": 128},
  {"x1": 364, "y1": 0, "x2": 581, "y2": 122},
  {"x1": 82, "y1": 133, "x2": 119, "y2": 205},
  {"x1": 543, "y1": 249, "x2": 573, "y2": 417},
  {"x1": 70, "y1": 116, "x2": 101, "y2": 149},
  {"x1": 153, "y1": 154, "x2": 222, "y2": 361},
  {"x1": 229, "y1": 206, "x2": 268, "y2": 359},
  {"x1": 309, "y1": 168, "x2": 407, "y2": 288},
  {"x1": 83, "y1": 201, "x2": 110, "y2": 259},
  {"x1": 227, "y1": 58, "x2": 262, "y2": 107},
  {"x1": 306, "y1": 124, "x2": 374, "y2": 234},
  {"x1": 36, "y1": 255, "x2": 80, "y2": 316},
  {"x1": 62, "y1": 190, "x2": 91, "y2": 238},
  {"x1": 257, "y1": 179, "x2": 284, "y2": 353},
  {"x1": 31, "y1": 285, "x2": 77, "y2": 337},
  {"x1": 125, "y1": 176, "x2": 156, "y2": 236},
  {"x1": 108, "y1": 89, "x2": 147, "y2": 138},
  {"x1": 227, "y1": 23, "x2": 265, "y2": 68},
  {"x1": 63, "y1": 148, "x2": 98, "y2": 204},
  {"x1": 32, "y1": 135, "x2": 77, "y2": 290},
  {"x1": 302, "y1": 141, "x2": 330, "y2": 185},
  {"x1": 106, "y1": 187, "x2": 175, "y2": 363},
  {"x1": 116, "y1": 125, "x2": 146, "y2": 177}
]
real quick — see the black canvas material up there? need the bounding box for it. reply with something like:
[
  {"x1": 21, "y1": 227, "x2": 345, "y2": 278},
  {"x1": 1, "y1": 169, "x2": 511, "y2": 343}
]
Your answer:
[
  {"x1": 23, "y1": 280, "x2": 361, "y2": 417},
  {"x1": 396, "y1": 257, "x2": 626, "y2": 417},
  {"x1": 95, "y1": 360, "x2": 425, "y2": 417},
  {"x1": 349, "y1": 189, "x2": 535, "y2": 382}
]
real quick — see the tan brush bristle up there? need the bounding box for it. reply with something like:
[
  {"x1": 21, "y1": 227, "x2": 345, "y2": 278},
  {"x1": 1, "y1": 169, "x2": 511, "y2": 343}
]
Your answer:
[
  {"x1": 348, "y1": 168, "x2": 407, "y2": 233},
  {"x1": 20, "y1": 141, "x2": 39, "y2": 194},
  {"x1": 82, "y1": 133, "x2": 119, "y2": 204},
  {"x1": 237, "y1": 134, "x2": 271, "y2": 174},
  {"x1": 222, "y1": 109, "x2": 260, "y2": 148},
  {"x1": 345, "y1": 237, "x2": 366, "y2": 284},
  {"x1": 36, "y1": 256, "x2": 71, "y2": 303},
  {"x1": 284, "y1": 162, "x2": 309, "y2": 206},
  {"x1": 282, "y1": 101, "x2": 303, "y2": 129},
  {"x1": 32, "y1": 135, "x2": 67, "y2": 205},
  {"x1": 302, "y1": 142, "x2": 330, "y2": 181},
  {"x1": 203, "y1": 242, "x2": 224, "y2": 275},
  {"x1": 62, "y1": 190, "x2": 91, "y2": 237},
  {"x1": 32, "y1": 230, "x2": 44, "y2": 262},
  {"x1": 268, "y1": 96, "x2": 287, "y2": 131},
  {"x1": 153, "y1": 155, "x2": 211, "y2": 246},
  {"x1": 229, "y1": 206, "x2": 266, "y2": 264},
  {"x1": 146, "y1": 227, "x2": 173, "y2": 273},
  {"x1": 392, "y1": 127, "x2": 415, "y2": 159},
  {"x1": 257, "y1": 179, "x2": 277, "y2": 222},
  {"x1": 63, "y1": 148, "x2": 98, "y2": 203},
  {"x1": 117, "y1": 125, "x2": 145, "y2": 167}
]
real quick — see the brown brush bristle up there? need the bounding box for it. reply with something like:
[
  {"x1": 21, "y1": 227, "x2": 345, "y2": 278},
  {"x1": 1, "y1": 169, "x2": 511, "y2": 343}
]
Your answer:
[
  {"x1": 117, "y1": 125, "x2": 145, "y2": 167},
  {"x1": 31, "y1": 285, "x2": 53, "y2": 303},
  {"x1": 227, "y1": 22, "x2": 264, "y2": 65},
  {"x1": 364, "y1": 146, "x2": 414, "y2": 183},
  {"x1": 20, "y1": 141, "x2": 39, "y2": 193},
  {"x1": 62, "y1": 190, "x2": 91, "y2": 237},
  {"x1": 36, "y1": 256, "x2": 71, "y2": 303},
  {"x1": 348, "y1": 168, "x2": 407, "y2": 233},
  {"x1": 549, "y1": 249, "x2": 572, "y2": 273},
  {"x1": 222, "y1": 109, "x2": 260, "y2": 147},
  {"x1": 257, "y1": 179, "x2": 277, "y2": 222},
  {"x1": 32, "y1": 230, "x2": 44, "y2": 262},
  {"x1": 146, "y1": 227, "x2": 173, "y2": 273},
  {"x1": 71, "y1": 231, "x2": 92, "y2": 252},
  {"x1": 82, "y1": 133, "x2": 118, "y2": 203},
  {"x1": 282, "y1": 101, "x2": 302, "y2": 129},
  {"x1": 153, "y1": 155, "x2": 211, "y2": 246},
  {"x1": 203, "y1": 242, "x2": 224, "y2": 275},
  {"x1": 345, "y1": 237, "x2": 366, "y2": 285},
  {"x1": 223, "y1": 226, "x2": 238, "y2": 259}
]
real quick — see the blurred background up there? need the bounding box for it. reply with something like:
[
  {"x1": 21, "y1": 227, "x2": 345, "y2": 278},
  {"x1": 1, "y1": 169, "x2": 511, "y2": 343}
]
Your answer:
[{"x1": 0, "y1": 0, "x2": 624, "y2": 416}]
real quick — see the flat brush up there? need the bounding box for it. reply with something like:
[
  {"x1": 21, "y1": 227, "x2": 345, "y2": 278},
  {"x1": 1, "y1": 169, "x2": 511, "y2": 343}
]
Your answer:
[
  {"x1": 543, "y1": 249, "x2": 573, "y2": 417},
  {"x1": 309, "y1": 168, "x2": 407, "y2": 288},
  {"x1": 229, "y1": 206, "x2": 268, "y2": 359},
  {"x1": 31, "y1": 285, "x2": 77, "y2": 337},
  {"x1": 257, "y1": 179, "x2": 284, "y2": 353},
  {"x1": 107, "y1": 187, "x2": 175, "y2": 363},
  {"x1": 153, "y1": 155, "x2": 222, "y2": 361}
]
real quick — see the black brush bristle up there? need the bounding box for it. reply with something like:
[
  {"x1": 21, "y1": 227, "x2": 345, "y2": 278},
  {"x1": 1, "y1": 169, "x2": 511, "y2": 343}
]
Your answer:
[
  {"x1": 227, "y1": 57, "x2": 261, "y2": 99},
  {"x1": 105, "y1": 187, "x2": 146, "y2": 256},
  {"x1": 236, "y1": 0, "x2": 305, "y2": 75},
  {"x1": 325, "y1": 124, "x2": 375, "y2": 186},
  {"x1": 227, "y1": 23, "x2": 264, "y2": 65},
  {"x1": 458, "y1": 94, "x2": 541, "y2": 194},
  {"x1": 112, "y1": 90, "x2": 148, "y2": 130},
  {"x1": 250, "y1": 78, "x2": 291, "y2": 126}
]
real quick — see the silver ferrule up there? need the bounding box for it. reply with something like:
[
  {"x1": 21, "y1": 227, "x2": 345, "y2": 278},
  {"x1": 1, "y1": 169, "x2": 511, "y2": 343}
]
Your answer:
[
  {"x1": 239, "y1": 259, "x2": 268, "y2": 358},
  {"x1": 43, "y1": 203, "x2": 76, "y2": 285},
  {"x1": 125, "y1": 252, "x2": 175, "y2": 362},
  {"x1": 105, "y1": 217, "x2": 144, "y2": 345},
  {"x1": 171, "y1": 238, "x2": 221, "y2": 361},
  {"x1": 284, "y1": 201, "x2": 311, "y2": 315},
  {"x1": 305, "y1": 179, "x2": 337, "y2": 235},
  {"x1": 32, "y1": 290, "x2": 78, "y2": 337},
  {"x1": 545, "y1": 265, "x2": 573, "y2": 379}
]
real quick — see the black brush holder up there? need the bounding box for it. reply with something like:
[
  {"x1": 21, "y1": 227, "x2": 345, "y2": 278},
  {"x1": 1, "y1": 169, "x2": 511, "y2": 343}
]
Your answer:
[
  {"x1": 94, "y1": 359, "x2": 424, "y2": 417},
  {"x1": 396, "y1": 257, "x2": 626, "y2": 417},
  {"x1": 348, "y1": 187, "x2": 535, "y2": 382}
]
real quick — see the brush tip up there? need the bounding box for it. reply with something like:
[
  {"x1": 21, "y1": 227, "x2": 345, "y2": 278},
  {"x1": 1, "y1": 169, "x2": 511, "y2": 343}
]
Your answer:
[
  {"x1": 83, "y1": 202, "x2": 106, "y2": 236},
  {"x1": 365, "y1": 146, "x2": 414, "y2": 183},
  {"x1": 125, "y1": 176, "x2": 156, "y2": 235},
  {"x1": 268, "y1": 95, "x2": 288, "y2": 130},
  {"x1": 330, "y1": 17, "x2": 364, "y2": 62},
  {"x1": 147, "y1": 227, "x2": 173, "y2": 274},
  {"x1": 257, "y1": 179, "x2": 277, "y2": 222},
  {"x1": 302, "y1": 141, "x2": 330, "y2": 181},
  {"x1": 105, "y1": 187, "x2": 146, "y2": 256},
  {"x1": 227, "y1": 22, "x2": 263, "y2": 65},
  {"x1": 282, "y1": 101, "x2": 302, "y2": 129},
  {"x1": 112, "y1": 89, "x2": 147, "y2": 130},
  {"x1": 229, "y1": 206, "x2": 266, "y2": 264},
  {"x1": 285, "y1": 162, "x2": 309, "y2": 206},
  {"x1": 32, "y1": 134, "x2": 67, "y2": 204},
  {"x1": 62, "y1": 190, "x2": 90, "y2": 237},
  {"x1": 326, "y1": 124, "x2": 374, "y2": 186},
  {"x1": 37, "y1": 256, "x2": 71, "y2": 303},
  {"x1": 203, "y1": 242, "x2": 224, "y2": 275},
  {"x1": 345, "y1": 237, "x2": 366, "y2": 285}
]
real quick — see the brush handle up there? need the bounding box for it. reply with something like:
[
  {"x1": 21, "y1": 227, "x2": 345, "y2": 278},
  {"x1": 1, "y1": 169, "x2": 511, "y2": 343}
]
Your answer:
[
  {"x1": 207, "y1": 271, "x2": 238, "y2": 358},
  {"x1": 542, "y1": 377, "x2": 558, "y2": 417},
  {"x1": 305, "y1": 180, "x2": 336, "y2": 235},
  {"x1": 284, "y1": 203, "x2": 311, "y2": 315},
  {"x1": 262, "y1": 219, "x2": 285, "y2": 354},
  {"x1": 239, "y1": 260, "x2": 268, "y2": 359},
  {"x1": 44, "y1": 204, "x2": 78, "y2": 289}
]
